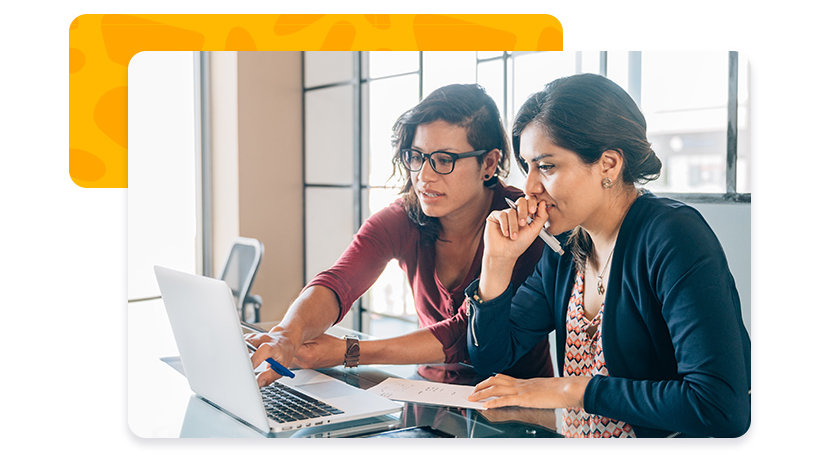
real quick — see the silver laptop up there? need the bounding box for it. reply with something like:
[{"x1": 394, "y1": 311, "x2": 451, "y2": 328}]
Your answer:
[{"x1": 154, "y1": 265, "x2": 402, "y2": 435}]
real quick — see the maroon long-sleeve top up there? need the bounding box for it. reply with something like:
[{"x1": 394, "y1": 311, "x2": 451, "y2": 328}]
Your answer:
[{"x1": 307, "y1": 184, "x2": 553, "y2": 379}]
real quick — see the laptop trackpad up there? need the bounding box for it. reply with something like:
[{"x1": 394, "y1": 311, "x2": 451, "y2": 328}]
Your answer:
[{"x1": 296, "y1": 381, "x2": 354, "y2": 399}]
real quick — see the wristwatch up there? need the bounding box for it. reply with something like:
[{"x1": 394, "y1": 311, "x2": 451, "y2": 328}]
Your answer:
[{"x1": 344, "y1": 335, "x2": 360, "y2": 368}]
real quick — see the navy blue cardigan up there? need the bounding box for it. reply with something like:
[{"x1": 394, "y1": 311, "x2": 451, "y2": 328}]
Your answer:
[{"x1": 466, "y1": 192, "x2": 751, "y2": 437}]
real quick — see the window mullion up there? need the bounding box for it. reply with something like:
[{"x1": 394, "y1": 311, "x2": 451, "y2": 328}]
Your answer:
[
  {"x1": 628, "y1": 51, "x2": 642, "y2": 108},
  {"x1": 726, "y1": 51, "x2": 739, "y2": 195},
  {"x1": 352, "y1": 51, "x2": 364, "y2": 332}
]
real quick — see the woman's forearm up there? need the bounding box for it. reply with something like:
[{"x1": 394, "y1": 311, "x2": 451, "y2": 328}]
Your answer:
[
  {"x1": 478, "y1": 199, "x2": 548, "y2": 301},
  {"x1": 468, "y1": 375, "x2": 591, "y2": 409},
  {"x1": 359, "y1": 328, "x2": 447, "y2": 365},
  {"x1": 272, "y1": 285, "x2": 341, "y2": 348},
  {"x1": 477, "y1": 255, "x2": 516, "y2": 301}
]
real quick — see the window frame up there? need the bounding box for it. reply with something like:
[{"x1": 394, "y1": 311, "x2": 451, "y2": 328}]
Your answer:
[{"x1": 301, "y1": 50, "x2": 751, "y2": 332}]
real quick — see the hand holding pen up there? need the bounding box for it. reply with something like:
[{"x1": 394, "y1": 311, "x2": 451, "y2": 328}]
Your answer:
[
  {"x1": 246, "y1": 339, "x2": 296, "y2": 384},
  {"x1": 504, "y1": 198, "x2": 563, "y2": 254},
  {"x1": 478, "y1": 197, "x2": 552, "y2": 302}
]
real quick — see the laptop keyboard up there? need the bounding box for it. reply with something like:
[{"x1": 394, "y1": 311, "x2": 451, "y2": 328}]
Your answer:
[{"x1": 261, "y1": 382, "x2": 344, "y2": 423}]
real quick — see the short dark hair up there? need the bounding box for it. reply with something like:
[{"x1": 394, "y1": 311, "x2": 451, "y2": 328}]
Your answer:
[
  {"x1": 512, "y1": 73, "x2": 662, "y2": 269},
  {"x1": 390, "y1": 84, "x2": 510, "y2": 244}
]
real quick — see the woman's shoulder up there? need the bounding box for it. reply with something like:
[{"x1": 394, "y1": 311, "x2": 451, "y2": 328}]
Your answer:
[
  {"x1": 369, "y1": 197, "x2": 407, "y2": 217},
  {"x1": 628, "y1": 192, "x2": 709, "y2": 236},
  {"x1": 360, "y1": 198, "x2": 413, "y2": 234},
  {"x1": 625, "y1": 191, "x2": 722, "y2": 255}
]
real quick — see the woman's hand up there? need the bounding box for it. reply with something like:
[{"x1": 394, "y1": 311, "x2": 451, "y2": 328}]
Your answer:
[
  {"x1": 478, "y1": 197, "x2": 549, "y2": 301},
  {"x1": 246, "y1": 329, "x2": 299, "y2": 387},
  {"x1": 247, "y1": 332, "x2": 348, "y2": 386},
  {"x1": 483, "y1": 197, "x2": 549, "y2": 263},
  {"x1": 467, "y1": 374, "x2": 591, "y2": 410},
  {"x1": 293, "y1": 334, "x2": 346, "y2": 369}
]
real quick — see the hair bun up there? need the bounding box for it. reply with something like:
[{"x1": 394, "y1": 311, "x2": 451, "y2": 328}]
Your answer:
[{"x1": 628, "y1": 148, "x2": 662, "y2": 184}]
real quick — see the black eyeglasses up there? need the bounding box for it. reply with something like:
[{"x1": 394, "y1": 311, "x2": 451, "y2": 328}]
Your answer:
[{"x1": 400, "y1": 149, "x2": 488, "y2": 175}]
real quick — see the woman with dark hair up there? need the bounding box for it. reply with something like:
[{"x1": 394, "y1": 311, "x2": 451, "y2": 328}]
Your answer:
[
  {"x1": 465, "y1": 74, "x2": 751, "y2": 437},
  {"x1": 248, "y1": 84, "x2": 552, "y2": 386}
]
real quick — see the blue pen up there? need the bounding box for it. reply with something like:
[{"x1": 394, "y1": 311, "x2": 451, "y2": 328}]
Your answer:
[
  {"x1": 246, "y1": 342, "x2": 296, "y2": 378},
  {"x1": 264, "y1": 358, "x2": 295, "y2": 378}
]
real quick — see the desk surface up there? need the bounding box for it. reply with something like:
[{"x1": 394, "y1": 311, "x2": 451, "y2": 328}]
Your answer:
[{"x1": 128, "y1": 298, "x2": 563, "y2": 438}]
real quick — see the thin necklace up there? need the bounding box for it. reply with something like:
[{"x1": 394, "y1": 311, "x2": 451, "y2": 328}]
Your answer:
[
  {"x1": 596, "y1": 244, "x2": 615, "y2": 296},
  {"x1": 592, "y1": 189, "x2": 639, "y2": 296}
]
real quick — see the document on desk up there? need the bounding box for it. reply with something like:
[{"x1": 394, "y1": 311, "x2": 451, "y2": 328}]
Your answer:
[{"x1": 367, "y1": 378, "x2": 490, "y2": 410}]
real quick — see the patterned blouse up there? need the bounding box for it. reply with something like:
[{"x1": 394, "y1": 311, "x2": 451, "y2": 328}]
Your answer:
[{"x1": 562, "y1": 269, "x2": 635, "y2": 438}]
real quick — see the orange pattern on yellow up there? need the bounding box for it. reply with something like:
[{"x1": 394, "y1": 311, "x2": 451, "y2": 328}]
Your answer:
[{"x1": 68, "y1": 14, "x2": 562, "y2": 188}]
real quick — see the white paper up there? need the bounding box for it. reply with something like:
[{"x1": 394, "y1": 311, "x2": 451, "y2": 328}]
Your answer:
[{"x1": 367, "y1": 378, "x2": 490, "y2": 410}]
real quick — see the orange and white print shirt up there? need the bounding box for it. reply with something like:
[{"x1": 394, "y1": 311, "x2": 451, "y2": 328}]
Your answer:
[{"x1": 562, "y1": 269, "x2": 635, "y2": 438}]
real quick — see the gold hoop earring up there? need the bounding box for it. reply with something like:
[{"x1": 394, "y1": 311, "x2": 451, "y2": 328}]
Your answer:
[{"x1": 602, "y1": 177, "x2": 614, "y2": 189}]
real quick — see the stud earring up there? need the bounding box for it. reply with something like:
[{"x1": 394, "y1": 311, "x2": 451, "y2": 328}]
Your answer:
[{"x1": 602, "y1": 177, "x2": 613, "y2": 189}]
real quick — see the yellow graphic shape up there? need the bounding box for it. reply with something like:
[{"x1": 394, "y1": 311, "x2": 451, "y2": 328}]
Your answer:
[
  {"x1": 69, "y1": 48, "x2": 85, "y2": 73},
  {"x1": 94, "y1": 86, "x2": 128, "y2": 149},
  {"x1": 226, "y1": 27, "x2": 257, "y2": 50},
  {"x1": 70, "y1": 148, "x2": 107, "y2": 182},
  {"x1": 412, "y1": 15, "x2": 517, "y2": 50},
  {"x1": 273, "y1": 14, "x2": 328, "y2": 36},
  {"x1": 69, "y1": 14, "x2": 562, "y2": 188},
  {"x1": 101, "y1": 15, "x2": 206, "y2": 66}
]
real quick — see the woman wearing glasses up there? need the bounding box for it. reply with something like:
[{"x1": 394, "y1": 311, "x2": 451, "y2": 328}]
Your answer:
[
  {"x1": 248, "y1": 84, "x2": 552, "y2": 387},
  {"x1": 464, "y1": 74, "x2": 751, "y2": 437}
]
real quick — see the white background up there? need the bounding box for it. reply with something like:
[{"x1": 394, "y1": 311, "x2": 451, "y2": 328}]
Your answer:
[{"x1": 1, "y1": 0, "x2": 829, "y2": 467}]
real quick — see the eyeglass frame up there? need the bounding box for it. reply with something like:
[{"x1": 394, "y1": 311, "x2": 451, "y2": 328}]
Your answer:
[{"x1": 399, "y1": 148, "x2": 489, "y2": 175}]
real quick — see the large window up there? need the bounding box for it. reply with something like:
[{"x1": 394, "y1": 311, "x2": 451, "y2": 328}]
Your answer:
[
  {"x1": 127, "y1": 52, "x2": 201, "y2": 302},
  {"x1": 303, "y1": 51, "x2": 750, "y2": 335}
]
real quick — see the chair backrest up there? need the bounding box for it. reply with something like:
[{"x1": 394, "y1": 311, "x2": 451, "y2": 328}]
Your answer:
[{"x1": 219, "y1": 237, "x2": 264, "y2": 314}]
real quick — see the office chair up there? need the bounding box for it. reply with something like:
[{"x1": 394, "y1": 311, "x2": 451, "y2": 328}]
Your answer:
[{"x1": 219, "y1": 237, "x2": 264, "y2": 323}]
